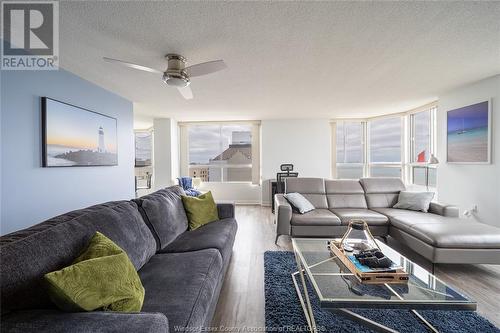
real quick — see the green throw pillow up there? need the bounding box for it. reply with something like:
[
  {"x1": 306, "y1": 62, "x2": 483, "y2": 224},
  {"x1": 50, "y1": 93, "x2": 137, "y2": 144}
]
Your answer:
[
  {"x1": 44, "y1": 232, "x2": 145, "y2": 312},
  {"x1": 182, "y1": 191, "x2": 219, "y2": 230}
]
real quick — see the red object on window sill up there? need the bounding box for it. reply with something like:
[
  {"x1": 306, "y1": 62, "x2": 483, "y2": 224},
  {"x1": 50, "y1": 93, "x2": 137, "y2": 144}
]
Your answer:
[{"x1": 417, "y1": 150, "x2": 426, "y2": 162}]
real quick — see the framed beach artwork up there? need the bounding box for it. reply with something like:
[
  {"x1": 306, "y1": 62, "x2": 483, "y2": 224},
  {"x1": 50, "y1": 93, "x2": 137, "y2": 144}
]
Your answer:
[
  {"x1": 446, "y1": 100, "x2": 491, "y2": 164},
  {"x1": 42, "y1": 97, "x2": 118, "y2": 167}
]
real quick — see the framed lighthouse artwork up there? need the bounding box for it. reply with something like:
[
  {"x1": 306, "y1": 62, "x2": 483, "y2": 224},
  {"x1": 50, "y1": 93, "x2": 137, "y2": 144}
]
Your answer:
[{"x1": 41, "y1": 97, "x2": 118, "y2": 167}]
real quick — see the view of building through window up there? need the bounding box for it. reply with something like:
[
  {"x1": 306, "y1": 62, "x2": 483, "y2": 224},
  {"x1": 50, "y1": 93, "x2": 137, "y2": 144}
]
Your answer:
[{"x1": 188, "y1": 124, "x2": 252, "y2": 182}]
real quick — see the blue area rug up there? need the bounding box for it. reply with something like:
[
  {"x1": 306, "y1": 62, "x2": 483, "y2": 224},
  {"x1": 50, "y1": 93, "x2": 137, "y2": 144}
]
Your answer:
[{"x1": 264, "y1": 251, "x2": 499, "y2": 333}]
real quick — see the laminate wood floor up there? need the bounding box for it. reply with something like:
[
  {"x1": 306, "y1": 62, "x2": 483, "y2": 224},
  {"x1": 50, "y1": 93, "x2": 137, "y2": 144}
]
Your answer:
[{"x1": 211, "y1": 205, "x2": 500, "y2": 331}]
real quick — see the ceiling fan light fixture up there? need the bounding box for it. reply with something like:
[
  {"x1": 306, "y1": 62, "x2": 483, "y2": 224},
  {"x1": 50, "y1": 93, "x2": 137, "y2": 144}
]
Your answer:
[
  {"x1": 162, "y1": 72, "x2": 190, "y2": 87},
  {"x1": 103, "y1": 53, "x2": 226, "y2": 100}
]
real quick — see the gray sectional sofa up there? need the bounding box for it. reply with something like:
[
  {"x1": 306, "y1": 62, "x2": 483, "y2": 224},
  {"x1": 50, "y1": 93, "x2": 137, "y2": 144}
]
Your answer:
[
  {"x1": 1, "y1": 186, "x2": 237, "y2": 333},
  {"x1": 275, "y1": 177, "x2": 500, "y2": 264}
]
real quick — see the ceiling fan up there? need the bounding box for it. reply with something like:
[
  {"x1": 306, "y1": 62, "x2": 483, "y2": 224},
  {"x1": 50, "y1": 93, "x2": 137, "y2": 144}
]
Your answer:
[{"x1": 103, "y1": 54, "x2": 227, "y2": 100}]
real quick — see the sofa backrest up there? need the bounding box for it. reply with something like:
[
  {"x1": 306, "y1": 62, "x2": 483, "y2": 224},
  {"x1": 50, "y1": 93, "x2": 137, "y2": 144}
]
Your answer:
[
  {"x1": 0, "y1": 201, "x2": 156, "y2": 314},
  {"x1": 325, "y1": 180, "x2": 367, "y2": 209},
  {"x1": 359, "y1": 177, "x2": 405, "y2": 208},
  {"x1": 285, "y1": 178, "x2": 327, "y2": 209},
  {"x1": 133, "y1": 185, "x2": 189, "y2": 251}
]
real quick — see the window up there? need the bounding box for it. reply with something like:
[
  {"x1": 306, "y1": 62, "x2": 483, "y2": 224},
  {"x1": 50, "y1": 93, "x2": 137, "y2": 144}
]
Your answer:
[
  {"x1": 336, "y1": 121, "x2": 365, "y2": 179},
  {"x1": 333, "y1": 103, "x2": 437, "y2": 186},
  {"x1": 370, "y1": 165, "x2": 402, "y2": 178},
  {"x1": 412, "y1": 110, "x2": 431, "y2": 162},
  {"x1": 369, "y1": 117, "x2": 402, "y2": 177},
  {"x1": 186, "y1": 123, "x2": 256, "y2": 182},
  {"x1": 369, "y1": 117, "x2": 402, "y2": 163},
  {"x1": 412, "y1": 166, "x2": 436, "y2": 187},
  {"x1": 409, "y1": 106, "x2": 437, "y2": 188}
]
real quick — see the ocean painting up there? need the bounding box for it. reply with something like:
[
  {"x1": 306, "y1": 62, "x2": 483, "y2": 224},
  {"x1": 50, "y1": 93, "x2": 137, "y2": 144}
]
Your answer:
[
  {"x1": 42, "y1": 97, "x2": 118, "y2": 167},
  {"x1": 447, "y1": 101, "x2": 490, "y2": 163}
]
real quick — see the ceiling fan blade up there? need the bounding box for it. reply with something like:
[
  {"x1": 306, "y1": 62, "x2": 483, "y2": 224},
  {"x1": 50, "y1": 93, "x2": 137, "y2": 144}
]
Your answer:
[
  {"x1": 177, "y1": 86, "x2": 193, "y2": 100},
  {"x1": 185, "y1": 60, "x2": 227, "y2": 77},
  {"x1": 103, "y1": 57, "x2": 163, "y2": 74}
]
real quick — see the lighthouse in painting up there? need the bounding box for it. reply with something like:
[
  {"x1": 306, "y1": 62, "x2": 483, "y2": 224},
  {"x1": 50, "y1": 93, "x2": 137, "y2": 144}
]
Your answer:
[{"x1": 98, "y1": 126, "x2": 105, "y2": 153}]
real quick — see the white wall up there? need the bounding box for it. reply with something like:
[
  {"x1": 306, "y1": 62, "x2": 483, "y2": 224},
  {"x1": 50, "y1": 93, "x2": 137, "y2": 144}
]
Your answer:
[
  {"x1": 153, "y1": 118, "x2": 179, "y2": 190},
  {"x1": 134, "y1": 113, "x2": 154, "y2": 130},
  {"x1": 1, "y1": 69, "x2": 135, "y2": 235},
  {"x1": 437, "y1": 75, "x2": 500, "y2": 227},
  {"x1": 197, "y1": 182, "x2": 262, "y2": 204},
  {"x1": 261, "y1": 119, "x2": 331, "y2": 205}
]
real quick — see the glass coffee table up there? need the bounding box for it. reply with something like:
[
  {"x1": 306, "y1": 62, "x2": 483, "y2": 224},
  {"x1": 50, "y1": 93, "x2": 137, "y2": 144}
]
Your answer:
[{"x1": 292, "y1": 238, "x2": 476, "y2": 333}]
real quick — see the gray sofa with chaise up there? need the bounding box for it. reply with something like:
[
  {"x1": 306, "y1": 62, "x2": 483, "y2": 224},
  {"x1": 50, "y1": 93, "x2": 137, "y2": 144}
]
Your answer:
[
  {"x1": 1, "y1": 186, "x2": 237, "y2": 333},
  {"x1": 275, "y1": 177, "x2": 500, "y2": 264}
]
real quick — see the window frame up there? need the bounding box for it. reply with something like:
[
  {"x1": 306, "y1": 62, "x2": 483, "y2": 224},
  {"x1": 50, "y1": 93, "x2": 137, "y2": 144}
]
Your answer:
[
  {"x1": 407, "y1": 105, "x2": 437, "y2": 188},
  {"x1": 367, "y1": 115, "x2": 404, "y2": 178},
  {"x1": 332, "y1": 102, "x2": 437, "y2": 185},
  {"x1": 180, "y1": 120, "x2": 260, "y2": 184},
  {"x1": 335, "y1": 120, "x2": 367, "y2": 179}
]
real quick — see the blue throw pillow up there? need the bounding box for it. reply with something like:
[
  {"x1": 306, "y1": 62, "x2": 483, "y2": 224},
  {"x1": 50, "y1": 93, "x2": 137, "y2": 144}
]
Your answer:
[{"x1": 284, "y1": 192, "x2": 315, "y2": 214}]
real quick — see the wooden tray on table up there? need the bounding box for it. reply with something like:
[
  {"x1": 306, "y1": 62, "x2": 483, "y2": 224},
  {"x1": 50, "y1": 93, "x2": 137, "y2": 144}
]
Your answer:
[{"x1": 328, "y1": 240, "x2": 409, "y2": 285}]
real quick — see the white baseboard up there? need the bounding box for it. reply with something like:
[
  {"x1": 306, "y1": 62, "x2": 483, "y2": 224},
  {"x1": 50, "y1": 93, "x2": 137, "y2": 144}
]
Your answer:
[{"x1": 234, "y1": 201, "x2": 262, "y2": 205}]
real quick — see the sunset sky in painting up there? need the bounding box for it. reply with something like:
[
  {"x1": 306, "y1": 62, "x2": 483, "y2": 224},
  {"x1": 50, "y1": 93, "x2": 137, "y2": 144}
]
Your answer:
[{"x1": 46, "y1": 99, "x2": 117, "y2": 152}]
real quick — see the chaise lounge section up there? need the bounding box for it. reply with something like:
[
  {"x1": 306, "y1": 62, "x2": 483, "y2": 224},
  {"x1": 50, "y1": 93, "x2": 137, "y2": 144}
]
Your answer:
[{"x1": 275, "y1": 177, "x2": 500, "y2": 264}]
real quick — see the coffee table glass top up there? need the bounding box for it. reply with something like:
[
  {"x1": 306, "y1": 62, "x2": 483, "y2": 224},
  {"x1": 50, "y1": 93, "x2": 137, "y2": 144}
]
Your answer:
[{"x1": 292, "y1": 238, "x2": 476, "y2": 310}]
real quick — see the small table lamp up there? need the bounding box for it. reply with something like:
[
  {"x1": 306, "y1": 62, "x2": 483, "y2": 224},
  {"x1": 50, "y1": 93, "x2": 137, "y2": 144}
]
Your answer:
[{"x1": 426, "y1": 154, "x2": 439, "y2": 191}]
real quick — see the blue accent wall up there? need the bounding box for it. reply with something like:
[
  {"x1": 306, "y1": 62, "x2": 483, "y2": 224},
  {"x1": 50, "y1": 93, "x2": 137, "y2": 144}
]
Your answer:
[{"x1": 1, "y1": 69, "x2": 135, "y2": 235}]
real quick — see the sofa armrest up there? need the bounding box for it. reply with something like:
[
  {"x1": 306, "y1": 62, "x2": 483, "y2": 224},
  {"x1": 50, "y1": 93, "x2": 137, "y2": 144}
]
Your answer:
[
  {"x1": 1, "y1": 310, "x2": 169, "y2": 333},
  {"x1": 217, "y1": 202, "x2": 235, "y2": 219},
  {"x1": 429, "y1": 202, "x2": 459, "y2": 217},
  {"x1": 275, "y1": 194, "x2": 292, "y2": 239}
]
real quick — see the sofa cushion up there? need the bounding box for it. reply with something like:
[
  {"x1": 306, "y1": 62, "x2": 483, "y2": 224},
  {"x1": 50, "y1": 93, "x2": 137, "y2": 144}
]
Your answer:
[
  {"x1": 159, "y1": 218, "x2": 237, "y2": 263},
  {"x1": 0, "y1": 201, "x2": 156, "y2": 313},
  {"x1": 284, "y1": 192, "x2": 315, "y2": 214},
  {"x1": 393, "y1": 191, "x2": 434, "y2": 213},
  {"x1": 325, "y1": 180, "x2": 368, "y2": 209},
  {"x1": 181, "y1": 191, "x2": 219, "y2": 231},
  {"x1": 44, "y1": 232, "x2": 145, "y2": 312},
  {"x1": 372, "y1": 207, "x2": 500, "y2": 248},
  {"x1": 372, "y1": 208, "x2": 453, "y2": 234},
  {"x1": 290, "y1": 209, "x2": 341, "y2": 226},
  {"x1": 407, "y1": 222, "x2": 500, "y2": 249},
  {"x1": 360, "y1": 178, "x2": 406, "y2": 208},
  {"x1": 134, "y1": 186, "x2": 189, "y2": 250},
  {"x1": 138, "y1": 250, "x2": 223, "y2": 332},
  {"x1": 330, "y1": 208, "x2": 389, "y2": 226},
  {"x1": 285, "y1": 178, "x2": 328, "y2": 209}
]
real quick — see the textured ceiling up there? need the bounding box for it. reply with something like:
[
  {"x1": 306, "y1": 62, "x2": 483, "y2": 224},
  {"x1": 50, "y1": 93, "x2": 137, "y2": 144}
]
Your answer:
[{"x1": 59, "y1": 1, "x2": 500, "y2": 121}]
